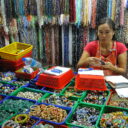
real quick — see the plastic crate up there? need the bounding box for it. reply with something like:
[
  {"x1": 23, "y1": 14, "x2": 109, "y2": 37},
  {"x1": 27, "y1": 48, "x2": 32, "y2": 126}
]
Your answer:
[
  {"x1": 106, "y1": 90, "x2": 128, "y2": 108},
  {"x1": 0, "y1": 94, "x2": 6, "y2": 103},
  {"x1": 0, "y1": 51, "x2": 32, "y2": 65},
  {"x1": 10, "y1": 87, "x2": 47, "y2": 101},
  {"x1": 66, "y1": 102, "x2": 102, "y2": 128},
  {"x1": 0, "y1": 96, "x2": 36, "y2": 125},
  {"x1": 28, "y1": 102, "x2": 72, "y2": 125},
  {"x1": 36, "y1": 66, "x2": 74, "y2": 89},
  {"x1": 39, "y1": 93, "x2": 78, "y2": 107},
  {"x1": 35, "y1": 121, "x2": 69, "y2": 128},
  {"x1": 81, "y1": 90, "x2": 110, "y2": 105},
  {"x1": 0, "y1": 49, "x2": 32, "y2": 71},
  {"x1": 97, "y1": 105, "x2": 128, "y2": 128},
  {"x1": 0, "y1": 42, "x2": 33, "y2": 61},
  {"x1": 75, "y1": 74, "x2": 107, "y2": 91},
  {"x1": 0, "y1": 83, "x2": 19, "y2": 96},
  {"x1": 61, "y1": 80, "x2": 85, "y2": 99},
  {"x1": 15, "y1": 68, "x2": 39, "y2": 80},
  {"x1": 0, "y1": 62, "x2": 24, "y2": 72},
  {"x1": 1, "y1": 114, "x2": 40, "y2": 128}
]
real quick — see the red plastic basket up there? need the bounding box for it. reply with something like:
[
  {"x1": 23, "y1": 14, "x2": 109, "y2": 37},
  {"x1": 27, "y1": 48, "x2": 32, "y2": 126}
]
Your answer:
[
  {"x1": 36, "y1": 67, "x2": 74, "y2": 89},
  {"x1": 0, "y1": 51, "x2": 32, "y2": 72},
  {"x1": 15, "y1": 68, "x2": 39, "y2": 80},
  {"x1": 75, "y1": 74, "x2": 107, "y2": 91}
]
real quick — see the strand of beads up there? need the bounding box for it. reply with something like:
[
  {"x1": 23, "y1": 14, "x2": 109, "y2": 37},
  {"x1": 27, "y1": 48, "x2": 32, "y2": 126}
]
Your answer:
[
  {"x1": 71, "y1": 106, "x2": 100, "y2": 127},
  {"x1": 0, "y1": 98, "x2": 34, "y2": 123},
  {"x1": 100, "y1": 111, "x2": 128, "y2": 127},
  {"x1": 108, "y1": 93, "x2": 128, "y2": 108},
  {"x1": 17, "y1": 91, "x2": 43, "y2": 100},
  {"x1": 29, "y1": 104, "x2": 68, "y2": 123},
  {"x1": 43, "y1": 95, "x2": 74, "y2": 107},
  {"x1": 0, "y1": 83, "x2": 19, "y2": 95},
  {"x1": 83, "y1": 91, "x2": 108, "y2": 105}
]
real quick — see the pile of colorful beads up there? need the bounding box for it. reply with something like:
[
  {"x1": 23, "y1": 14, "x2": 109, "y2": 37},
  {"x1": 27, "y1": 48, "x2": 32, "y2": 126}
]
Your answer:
[
  {"x1": 64, "y1": 86, "x2": 83, "y2": 97},
  {"x1": 16, "y1": 91, "x2": 43, "y2": 100},
  {"x1": 11, "y1": 80, "x2": 29, "y2": 86},
  {"x1": 0, "y1": 83, "x2": 19, "y2": 95},
  {"x1": 71, "y1": 106, "x2": 100, "y2": 127},
  {"x1": 29, "y1": 104, "x2": 68, "y2": 123},
  {"x1": 0, "y1": 99, "x2": 34, "y2": 123},
  {"x1": 2, "y1": 114, "x2": 37, "y2": 128},
  {"x1": 100, "y1": 111, "x2": 128, "y2": 128},
  {"x1": 43, "y1": 95, "x2": 75, "y2": 107},
  {"x1": 83, "y1": 91, "x2": 108, "y2": 105},
  {"x1": 108, "y1": 93, "x2": 128, "y2": 108},
  {"x1": 0, "y1": 71, "x2": 15, "y2": 81}
]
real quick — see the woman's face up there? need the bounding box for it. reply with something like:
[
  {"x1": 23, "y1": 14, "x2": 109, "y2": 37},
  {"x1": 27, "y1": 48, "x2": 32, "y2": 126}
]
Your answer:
[{"x1": 97, "y1": 23, "x2": 115, "y2": 43}]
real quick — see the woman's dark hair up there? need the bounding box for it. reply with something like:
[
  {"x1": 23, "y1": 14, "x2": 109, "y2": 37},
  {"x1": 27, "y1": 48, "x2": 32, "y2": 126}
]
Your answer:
[{"x1": 96, "y1": 17, "x2": 116, "y2": 40}]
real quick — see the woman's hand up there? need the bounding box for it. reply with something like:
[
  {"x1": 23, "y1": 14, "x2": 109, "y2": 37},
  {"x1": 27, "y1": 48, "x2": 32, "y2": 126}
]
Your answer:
[
  {"x1": 87, "y1": 57, "x2": 103, "y2": 66},
  {"x1": 101, "y1": 62, "x2": 115, "y2": 70}
]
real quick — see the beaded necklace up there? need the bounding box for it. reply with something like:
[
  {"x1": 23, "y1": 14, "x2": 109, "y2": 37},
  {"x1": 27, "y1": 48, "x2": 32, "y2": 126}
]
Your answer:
[
  {"x1": 24, "y1": 0, "x2": 29, "y2": 15},
  {"x1": 111, "y1": 0, "x2": 116, "y2": 21},
  {"x1": 107, "y1": 0, "x2": 112, "y2": 18},
  {"x1": 72, "y1": 25, "x2": 78, "y2": 67},
  {"x1": 91, "y1": 0, "x2": 97, "y2": 28},
  {"x1": 64, "y1": 25, "x2": 69, "y2": 66},
  {"x1": 4, "y1": 0, "x2": 13, "y2": 25},
  {"x1": 88, "y1": 0, "x2": 92, "y2": 24},
  {"x1": 96, "y1": 0, "x2": 108, "y2": 25},
  {"x1": 123, "y1": 11, "x2": 128, "y2": 44},
  {"x1": 115, "y1": 0, "x2": 121, "y2": 27},
  {"x1": 55, "y1": 25, "x2": 60, "y2": 65},
  {"x1": 120, "y1": 0, "x2": 125, "y2": 25},
  {"x1": 62, "y1": 25, "x2": 64, "y2": 65},
  {"x1": 127, "y1": 0, "x2": 128, "y2": 9},
  {"x1": 69, "y1": 0, "x2": 76, "y2": 23},
  {"x1": 19, "y1": 0, "x2": 25, "y2": 16},
  {"x1": 75, "y1": 0, "x2": 82, "y2": 27},
  {"x1": 41, "y1": 26, "x2": 47, "y2": 63},
  {"x1": 69, "y1": 25, "x2": 73, "y2": 65},
  {"x1": 51, "y1": 26, "x2": 55, "y2": 65},
  {"x1": 56, "y1": 0, "x2": 61, "y2": 16},
  {"x1": 29, "y1": 0, "x2": 37, "y2": 16}
]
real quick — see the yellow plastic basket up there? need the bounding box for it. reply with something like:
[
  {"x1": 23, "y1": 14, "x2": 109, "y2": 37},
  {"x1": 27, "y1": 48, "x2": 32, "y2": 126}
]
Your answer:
[{"x1": 0, "y1": 42, "x2": 33, "y2": 61}]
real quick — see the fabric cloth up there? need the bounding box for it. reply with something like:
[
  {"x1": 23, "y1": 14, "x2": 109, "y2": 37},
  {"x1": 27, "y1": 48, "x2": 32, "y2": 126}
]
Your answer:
[{"x1": 84, "y1": 40, "x2": 127, "y2": 57}]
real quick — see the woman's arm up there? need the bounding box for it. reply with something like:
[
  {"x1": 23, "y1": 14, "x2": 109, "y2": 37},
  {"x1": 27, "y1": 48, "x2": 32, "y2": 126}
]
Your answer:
[
  {"x1": 77, "y1": 51, "x2": 90, "y2": 69},
  {"x1": 102, "y1": 51, "x2": 127, "y2": 74},
  {"x1": 77, "y1": 51, "x2": 102, "y2": 69}
]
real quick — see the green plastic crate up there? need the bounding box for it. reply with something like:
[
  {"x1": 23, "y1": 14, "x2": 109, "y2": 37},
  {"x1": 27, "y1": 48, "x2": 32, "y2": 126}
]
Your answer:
[
  {"x1": 0, "y1": 113, "x2": 16, "y2": 126},
  {"x1": 66, "y1": 102, "x2": 103, "y2": 128},
  {"x1": 39, "y1": 93, "x2": 79, "y2": 108},
  {"x1": 61, "y1": 80, "x2": 85, "y2": 100},
  {"x1": 10, "y1": 87, "x2": 47, "y2": 101},
  {"x1": 97, "y1": 105, "x2": 128, "y2": 128},
  {"x1": 107, "y1": 90, "x2": 128, "y2": 109},
  {"x1": 80, "y1": 90, "x2": 110, "y2": 106}
]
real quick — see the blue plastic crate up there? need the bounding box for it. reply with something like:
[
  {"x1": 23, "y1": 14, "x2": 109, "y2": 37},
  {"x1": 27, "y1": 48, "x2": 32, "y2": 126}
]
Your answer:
[{"x1": 28, "y1": 102, "x2": 72, "y2": 125}]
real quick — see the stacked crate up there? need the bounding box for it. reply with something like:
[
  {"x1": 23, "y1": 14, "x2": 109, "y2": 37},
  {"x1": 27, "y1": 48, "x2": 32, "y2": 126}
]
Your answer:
[{"x1": 0, "y1": 42, "x2": 33, "y2": 72}]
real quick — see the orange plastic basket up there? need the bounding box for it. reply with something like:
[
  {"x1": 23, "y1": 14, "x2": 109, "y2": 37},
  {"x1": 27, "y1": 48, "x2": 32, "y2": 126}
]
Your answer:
[
  {"x1": 75, "y1": 74, "x2": 107, "y2": 91},
  {"x1": 0, "y1": 51, "x2": 32, "y2": 72},
  {"x1": 36, "y1": 67, "x2": 74, "y2": 89},
  {"x1": 15, "y1": 68, "x2": 39, "y2": 80}
]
